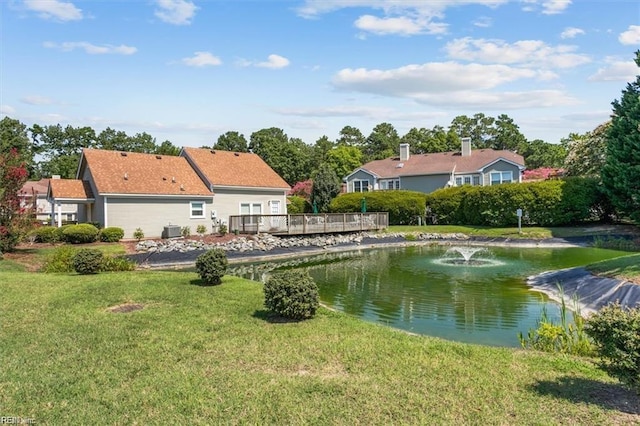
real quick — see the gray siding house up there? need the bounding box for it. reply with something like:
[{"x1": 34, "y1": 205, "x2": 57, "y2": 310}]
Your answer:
[
  {"x1": 344, "y1": 139, "x2": 525, "y2": 194},
  {"x1": 47, "y1": 148, "x2": 290, "y2": 239}
]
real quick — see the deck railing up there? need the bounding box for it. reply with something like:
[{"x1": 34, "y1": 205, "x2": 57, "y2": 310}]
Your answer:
[{"x1": 228, "y1": 212, "x2": 389, "y2": 235}]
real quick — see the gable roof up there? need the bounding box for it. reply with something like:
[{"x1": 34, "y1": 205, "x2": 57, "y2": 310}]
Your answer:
[
  {"x1": 20, "y1": 178, "x2": 49, "y2": 197},
  {"x1": 181, "y1": 148, "x2": 290, "y2": 189},
  {"x1": 79, "y1": 149, "x2": 212, "y2": 196},
  {"x1": 48, "y1": 179, "x2": 95, "y2": 200},
  {"x1": 357, "y1": 149, "x2": 525, "y2": 179}
]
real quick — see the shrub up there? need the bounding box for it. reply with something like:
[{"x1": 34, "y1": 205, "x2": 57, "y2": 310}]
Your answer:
[
  {"x1": 330, "y1": 190, "x2": 427, "y2": 225},
  {"x1": 99, "y1": 227, "x2": 125, "y2": 243},
  {"x1": 195, "y1": 248, "x2": 228, "y2": 285},
  {"x1": 133, "y1": 228, "x2": 144, "y2": 241},
  {"x1": 196, "y1": 224, "x2": 207, "y2": 236},
  {"x1": 101, "y1": 255, "x2": 136, "y2": 272},
  {"x1": 181, "y1": 226, "x2": 191, "y2": 237},
  {"x1": 425, "y1": 177, "x2": 607, "y2": 227},
  {"x1": 287, "y1": 195, "x2": 308, "y2": 214},
  {"x1": 219, "y1": 223, "x2": 228, "y2": 236},
  {"x1": 73, "y1": 248, "x2": 104, "y2": 274},
  {"x1": 61, "y1": 223, "x2": 100, "y2": 244},
  {"x1": 585, "y1": 303, "x2": 640, "y2": 394},
  {"x1": 29, "y1": 226, "x2": 60, "y2": 243},
  {"x1": 264, "y1": 269, "x2": 319, "y2": 320},
  {"x1": 43, "y1": 245, "x2": 79, "y2": 273}
]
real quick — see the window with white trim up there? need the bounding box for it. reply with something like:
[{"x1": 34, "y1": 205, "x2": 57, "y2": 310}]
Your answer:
[
  {"x1": 379, "y1": 179, "x2": 400, "y2": 190},
  {"x1": 353, "y1": 180, "x2": 369, "y2": 192},
  {"x1": 190, "y1": 201, "x2": 205, "y2": 218},
  {"x1": 490, "y1": 171, "x2": 513, "y2": 185},
  {"x1": 240, "y1": 203, "x2": 262, "y2": 215},
  {"x1": 455, "y1": 175, "x2": 481, "y2": 186}
]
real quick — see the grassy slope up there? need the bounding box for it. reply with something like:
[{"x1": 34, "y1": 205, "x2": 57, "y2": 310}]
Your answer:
[
  {"x1": 1, "y1": 269, "x2": 638, "y2": 424},
  {"x1": 586, "y1": 253, "x2": 640, "y2": 283}
]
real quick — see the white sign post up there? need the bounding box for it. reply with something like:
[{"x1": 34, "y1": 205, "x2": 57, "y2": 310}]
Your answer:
[{"x1": 516, "y1": 209, "x2": 523, "y2": 234}]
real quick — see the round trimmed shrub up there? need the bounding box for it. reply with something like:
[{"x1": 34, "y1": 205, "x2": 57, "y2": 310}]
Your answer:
[
  {"x1": 72, "y1": 248, "x2": 104, "y2": 274},
  {"x1": 29, "y1": 226, "x2": 60, "y2": 243},
  {"x1": 62, "y1": 224, "x2": 100, "y2": 244},
  {"x1": 264, "y1": 269, "x2": 319, "y2": 320},
  {"x1": 100, "y1": 227, "x2": 125, "y2": 242},
  {"x1": 195, "y1": 248, "x2": 228, "y2": 285}
]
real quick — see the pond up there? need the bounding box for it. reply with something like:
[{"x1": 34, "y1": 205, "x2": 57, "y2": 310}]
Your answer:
[{"x1": 228, "y1": 245, "x2": 628, "y2": 347}]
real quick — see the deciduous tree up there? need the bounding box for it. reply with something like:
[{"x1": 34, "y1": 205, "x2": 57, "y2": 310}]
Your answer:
[
  {"x1": 214, "y1": 131, "x2": 248, "y2": 152},
  {"x1": 0, "y1": 148, "x2": 30, "y2": 253}
]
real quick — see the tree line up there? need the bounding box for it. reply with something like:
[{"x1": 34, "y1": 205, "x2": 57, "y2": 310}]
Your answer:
[{"x1": 2, "y1": 112, "x2": 576, "y2": 185}]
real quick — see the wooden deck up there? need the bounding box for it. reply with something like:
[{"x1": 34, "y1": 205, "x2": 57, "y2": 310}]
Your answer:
[{"x1": 228, "y1": 212, "x2": 389, "y2": 235}]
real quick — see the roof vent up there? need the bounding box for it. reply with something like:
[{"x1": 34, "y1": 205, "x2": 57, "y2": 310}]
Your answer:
[
  {"x1": 155, "y1": 155, "x2": 162, "y2": 159},
  {"x1": 124, "y1": 172, "x2": 128, "y2": 180},
  {"x1": 210, "y1": 150, "x2": 215, "y2": 154},
  {"x1": 162, "y1": 177, "x2": 167, "y2": 181},
  {"x1": 172, "y1": 177, "x2": 176, "y2": 183},
  {"x1": 120, "y1": 152, "x2": 127, "y2": 157},
  {"x1": 396, "y1": 163, "x2": 404, "y2": 168},
  {"x1": 180, "y1": 184, "x2": 185, "y2": 191},
  {"x1": 234, "y1": 152, "x2": 240, "y2": 156}
]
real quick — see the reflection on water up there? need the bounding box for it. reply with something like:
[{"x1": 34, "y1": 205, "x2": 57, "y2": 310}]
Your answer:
[{"x1": 229, "y1": 245, "x2": 627, "y2": 347}]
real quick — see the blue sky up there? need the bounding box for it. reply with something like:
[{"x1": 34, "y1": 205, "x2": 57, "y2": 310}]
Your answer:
[{"x1": 2, "y1": 0, "x2": 639, "y2": 148}]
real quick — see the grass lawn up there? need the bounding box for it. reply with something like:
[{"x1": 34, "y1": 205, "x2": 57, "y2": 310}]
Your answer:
[
  {"x1": 2, "y1": 262, "x2": 639, "y2": 424},
  {"x1": 586, "y1": 253, "x2": 640, "y2": 283},
  {"x1": 386, "y1": 224, "x2": 640, "y2": 240}
]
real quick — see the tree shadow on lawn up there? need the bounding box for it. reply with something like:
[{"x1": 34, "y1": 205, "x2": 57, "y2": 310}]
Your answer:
[
  {"x1": 189, "y1": 278, "x2": 222, "y2": 287},
  {"x1": 252, "y1": 309, "x2": 304, "y2": 324},
  {"x1": 530, "y1": 376, "x2": 640, "y2": 415}
]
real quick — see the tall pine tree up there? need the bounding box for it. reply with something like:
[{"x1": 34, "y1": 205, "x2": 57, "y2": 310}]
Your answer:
[{"x1": 602, "y1": 50, "x2": 640, "y2": 222}]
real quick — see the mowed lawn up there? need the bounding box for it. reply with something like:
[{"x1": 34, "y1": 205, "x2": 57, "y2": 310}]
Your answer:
[{"x1": 2, "y1": 267, "x2": 639, "y2": 424}]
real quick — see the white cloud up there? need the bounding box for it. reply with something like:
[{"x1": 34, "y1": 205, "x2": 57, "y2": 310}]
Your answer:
[
  {"x1": 181, "y1": 52, "x2": 222, "y2": 67},
  {"x1": 24, "y1": 0, "x2": 82, "y2": 21},
  {"x1": 1, "y1": 105, "x2": 16, "y2": 115},
  {"x1": 297, "y1": 1, "x2": 506, "y2": 37},
  {"x1": 333, "y1": 62, "x2": 541, "y2": 95},
  {"x1": 331, "y1": 61, "x2": 577, "y2": 109},
  {"x1": 297, "y1": 0, "x2": 508, "y2": 18},
  {"x1": 541, "y1": 0, "x2": 571, "y2": 15},
  {"x1": 43, "y1": 41, "x2": 137, "y2": 55},
  {"x1": 619, "y1": 25, "x2": 640, "y2": 45},
  {"x1": 155, "y1": 0, "x2": 197, "y2": 25},
  {"x1": 257, "y1": 54, "x2": 290, "y2": 69},
  {"x1": 588, "y1": 59, "x2": 638, "y2": 82},
  {"x1": 473, "y1": 16, "x2": 493, "y2": 28},
  {"x1": 355, "y1": 15, "x2": 426, "y2": 36},
  {"x1": 275, "y1": 105, "x2": 392, "y2": 118},
  {"x1": 445, "y1": 37, "x2": 590, "y2": 69},
  {"x1": 560, "y1": 27, "x2": 584, "y2": 39},
  {"x1": 21, "y1": 96, "x2": 54, "y2": 105}
]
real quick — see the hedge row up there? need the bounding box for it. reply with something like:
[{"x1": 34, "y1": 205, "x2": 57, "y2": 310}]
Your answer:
[
  {"x1": 330, "y1": 190, "x2": 427, "y2": 225},
  {"x1": 425, "y1": 177, "x2": 611, "y2": 227},
  {"x1": 29, "y1": 224, "x2": 125, "y2": 244}
]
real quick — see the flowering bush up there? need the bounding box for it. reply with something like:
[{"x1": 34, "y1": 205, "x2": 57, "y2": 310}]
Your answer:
[
  {"x1": 522, "y1": 167, "x2": 563, "y2": 181},
  {"x1": 288, "y1": 179, "x2": 313, "y2": 200},
  {"x1": 0, "y1": 148, "x2": 31, "y2": 252}
]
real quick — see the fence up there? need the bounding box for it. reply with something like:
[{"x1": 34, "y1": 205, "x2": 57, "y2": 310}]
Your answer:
[{"x1": 228, "y1": 212, "x2": 389, "y2": 235}]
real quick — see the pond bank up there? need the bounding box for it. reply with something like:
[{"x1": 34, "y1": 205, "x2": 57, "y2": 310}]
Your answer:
[
  {"x1": 129, "y1": 231, "x2": 592, "y2": 269},
  {"x1": 526, "y1": 268, "x2": 640, "y2": 315}
]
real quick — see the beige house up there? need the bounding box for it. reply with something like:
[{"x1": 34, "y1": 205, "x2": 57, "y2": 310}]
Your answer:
[
  {"x1": 345, "y1": 139, "x2": 526, "y2": 194},
  {"x1": 21, "y1": 177, "x2": 79, "y2": 224},
  {"x1": 47, "y1": 148, "x2": 290, "y2": 239}
]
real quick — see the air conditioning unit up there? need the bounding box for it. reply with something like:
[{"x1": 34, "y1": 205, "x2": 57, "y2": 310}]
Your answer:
[{"x1": 162, "y1": 225, "x2": 182, "y2": 238}]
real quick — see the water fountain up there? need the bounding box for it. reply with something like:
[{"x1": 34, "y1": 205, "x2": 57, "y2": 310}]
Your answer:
[{"x1": 436, "y1": 246, "x2": 502, "y2": 267}]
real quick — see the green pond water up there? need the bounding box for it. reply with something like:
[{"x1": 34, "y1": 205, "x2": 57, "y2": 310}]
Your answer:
[{"x1": 228, "y1": 245, "x2": 628, "y2": 347}]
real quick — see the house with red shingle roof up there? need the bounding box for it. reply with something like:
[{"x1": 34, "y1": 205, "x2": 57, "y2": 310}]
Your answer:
[
  {"x1": 181, "y1": 147, "x2": 290, "y2": 225},
  {"x1": 20, "y1": 178, "x2": 77, "y2": 224},
  {"x1": 46, "y1": 148, "x2": 290, "y2": 239},
  {"x1": 344, "y1": 139, "x2": 525, "y2": 194}
]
